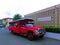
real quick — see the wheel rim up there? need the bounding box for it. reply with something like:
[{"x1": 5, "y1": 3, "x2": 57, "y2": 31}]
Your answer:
[
  {"x1": 27, "y1": 32, "x2": 33, "y2": 40},
  {"x1": 28, "y1": 34, "x2": 33, "y2": 39}
]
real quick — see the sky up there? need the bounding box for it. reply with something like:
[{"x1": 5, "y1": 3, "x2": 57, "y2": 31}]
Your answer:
[{"x1": 0, "y1": 0, "x2": 60, "y2": 19}]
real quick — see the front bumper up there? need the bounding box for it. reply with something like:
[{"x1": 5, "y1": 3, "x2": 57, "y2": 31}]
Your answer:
[
  {"x1": 33, "y1": 28, "x2": 46, "y2": 37},
  {"x1": 33, "y1": 33, "x2": 45, "y2": 37}
]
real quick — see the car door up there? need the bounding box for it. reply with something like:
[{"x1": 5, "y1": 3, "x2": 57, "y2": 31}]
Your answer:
[{"x1": 20, "y1": 26, "x2": 27, "y2": 34}]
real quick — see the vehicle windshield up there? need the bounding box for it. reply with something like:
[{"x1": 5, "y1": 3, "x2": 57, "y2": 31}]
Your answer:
[{"x1": 26, "y1": 23, "x2": 34, "y2": 27}]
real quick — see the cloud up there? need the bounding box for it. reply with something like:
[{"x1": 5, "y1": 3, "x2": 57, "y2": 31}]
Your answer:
[{"x1": 0, "y1": 0, "x2": 60, "y2": 19}]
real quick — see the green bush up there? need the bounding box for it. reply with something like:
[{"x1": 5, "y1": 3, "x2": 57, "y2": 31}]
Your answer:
[{"x1": 45, "y1": 26, "x2": 60, "y2": 33}]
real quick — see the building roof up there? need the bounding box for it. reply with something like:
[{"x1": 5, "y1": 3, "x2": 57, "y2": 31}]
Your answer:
[
  {"x1": 24, "y1": 4, "x2": 60, "y2": 16},
  {"x1": 2, "y1": 18, "x2": 13, "y2": 20}
]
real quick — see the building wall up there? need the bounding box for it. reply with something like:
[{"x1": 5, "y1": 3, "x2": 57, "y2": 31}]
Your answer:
[
  {"x1": 24, "y1": 4, "x2": 60, "y2": 27},
  {"x1": 6, "y1": 19, "x2": 13, "y2": 27},
  {"x1": 2, "y1": 18, "x2": 13, "y2": 27},
  {"x1": 0, "y1": 20, "x2": 2, "y2": 25}
]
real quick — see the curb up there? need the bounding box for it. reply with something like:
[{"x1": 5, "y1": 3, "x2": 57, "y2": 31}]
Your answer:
[{"x1": 44, "y1": 32, "x2": 60, "y2": 40}]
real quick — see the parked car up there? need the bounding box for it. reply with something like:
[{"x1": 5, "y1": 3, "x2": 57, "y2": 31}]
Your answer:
[
  {"x1": 8, "y1": 18, "x2": 46, "y2": 40},
  {"x1": 0, "y1": 25, "x2": 3, "y2": 28}
]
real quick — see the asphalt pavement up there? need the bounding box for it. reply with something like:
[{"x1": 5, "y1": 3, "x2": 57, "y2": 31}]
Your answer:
[{"x1": 0, "y1": 28, "x2": 60, "y2": 45}]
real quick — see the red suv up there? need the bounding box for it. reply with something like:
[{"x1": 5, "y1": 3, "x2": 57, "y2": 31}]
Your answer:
[{"x1": 8, "y1": 19, "x2": 45, "y2": 40}]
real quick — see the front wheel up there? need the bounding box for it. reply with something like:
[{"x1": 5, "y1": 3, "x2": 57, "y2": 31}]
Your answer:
[
  {"x1": 39, "y1": 35, "x2": 44, "y2": 39},
  {"x1": 27, "y1": 32, "x2": 34, "y2": 41}
]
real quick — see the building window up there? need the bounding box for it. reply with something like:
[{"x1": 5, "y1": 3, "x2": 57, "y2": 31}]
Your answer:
[{"x1": 37, "y1": 16, "x2": 51, "y2": 21}]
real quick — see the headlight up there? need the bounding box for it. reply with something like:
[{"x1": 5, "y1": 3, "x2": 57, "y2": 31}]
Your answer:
[
  {"x1": 34, "y1": 30, "x2": 39, "y2": 34},
  {"x1": 38, "y1": 28, "x2": 46, "y2": 34}
]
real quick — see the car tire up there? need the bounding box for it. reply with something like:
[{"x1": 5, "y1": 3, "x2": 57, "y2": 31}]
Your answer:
[
  {"x1": 40, "y1": 35, "x2": 44, "y2": 38},
  {"x1": 10, "y1": 31, "x2": 14, "y2": 33},
  {"x1": 27, "y1": 32, "x2": 34, "y2": 41}
]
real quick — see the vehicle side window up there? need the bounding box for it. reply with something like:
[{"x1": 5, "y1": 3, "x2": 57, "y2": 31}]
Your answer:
[
  {"x1": 20, "y1": 24, "x2": 25, "y2": 27},
  {"x1": 19, "y1": 23, "x2": 25, "y2": 27},
  {"x1": 9, "y1": 24, "x2": 13, "y2": 26},
  {"x1": 26, "y1": 23, "x2": 33, "y2": 27}
]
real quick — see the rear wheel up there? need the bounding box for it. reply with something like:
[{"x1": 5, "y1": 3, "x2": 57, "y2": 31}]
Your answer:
[
  {"x1": 10, "y1": 31, "x2": 17, "y2": 34},
  {"x1": 27, "y1": 32, "x2": 34, "y2": 41},
  {"x1": 10, "y1": 31, "x2": 15, "y2": 34},
  {"x1": 10, "y1": 30, "x2": 20, "y2": 36}
]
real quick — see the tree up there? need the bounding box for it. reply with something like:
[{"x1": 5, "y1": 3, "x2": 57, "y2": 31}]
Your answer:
[{"x1": 13, "y1": 14, "x2": 22, "y2": 21}]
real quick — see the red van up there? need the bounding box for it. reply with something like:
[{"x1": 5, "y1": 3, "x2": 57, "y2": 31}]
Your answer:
[{"x1": 8, "y1": 18, "x2": 45, "y2": 40}]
